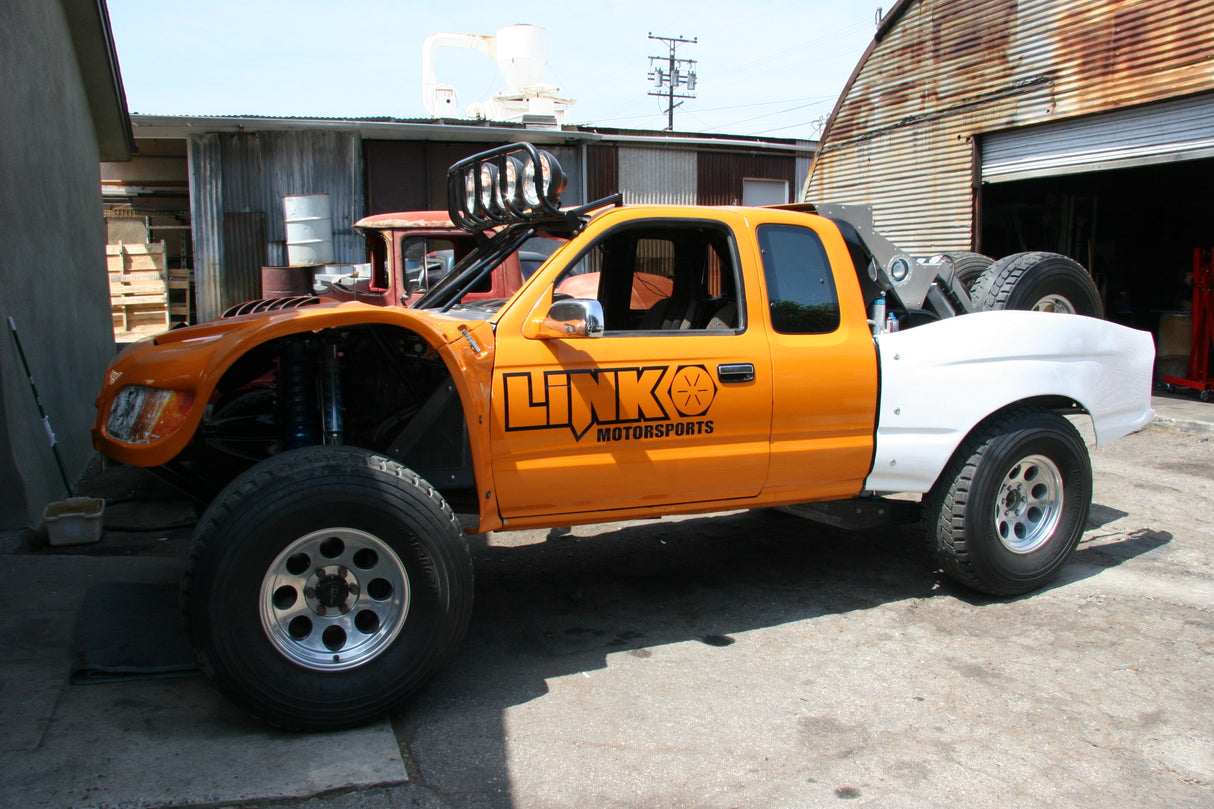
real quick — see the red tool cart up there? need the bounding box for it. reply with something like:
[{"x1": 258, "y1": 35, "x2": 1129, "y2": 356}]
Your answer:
[{"x1": 1164, "y1": 247, "x2": 1214, "y2": 402}]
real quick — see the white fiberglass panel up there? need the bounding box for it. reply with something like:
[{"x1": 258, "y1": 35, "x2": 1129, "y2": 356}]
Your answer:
[{"x1": 865, "y1": 311, "x2": 1155, "y2": 493}]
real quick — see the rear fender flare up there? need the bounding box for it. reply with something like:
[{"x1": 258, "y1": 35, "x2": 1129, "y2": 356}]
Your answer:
[{"x1": 864, "y1": 311, "x2": 1154, "y2": 493}]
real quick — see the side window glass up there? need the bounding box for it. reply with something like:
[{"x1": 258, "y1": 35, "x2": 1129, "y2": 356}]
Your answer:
[
  {"x1": 631, "y1": 238, "x2": 675, "y2": 316},
  {"x1": 554, "y1": 240, "x2": 605, "y2": 301},
  {"x1": 758, "y1": 224, "x2": 840, "y2": 334},
  {"x1": 519, "y1": 236, "x2": 565, "y2": 279},
  {"x1": 552, "y1": 223, "x2": 742, "y2": 333}
]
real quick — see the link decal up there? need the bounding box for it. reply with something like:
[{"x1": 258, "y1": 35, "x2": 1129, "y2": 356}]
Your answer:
[{"x1": 503, "y1": 364, "x2": 718, "y2": 441}]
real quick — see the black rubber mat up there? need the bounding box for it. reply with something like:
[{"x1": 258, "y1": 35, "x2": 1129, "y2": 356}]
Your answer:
[{"x1": 70, "y1": 582, "x2": 200, "y2": 683}]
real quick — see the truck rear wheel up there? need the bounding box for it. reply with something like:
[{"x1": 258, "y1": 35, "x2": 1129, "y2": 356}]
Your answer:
[
  {"x1": 182, "y1": 446, "x2": 473, "y2": 730},
  {"x1": 923, "y1": 407, "x2": 1091, "y2": 596},
  {"x1": 970, "y1": 251, "x2": 1103, "y2": 317}
]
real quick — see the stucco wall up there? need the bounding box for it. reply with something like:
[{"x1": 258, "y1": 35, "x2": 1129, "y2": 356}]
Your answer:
[{"x1": 0, "y1": 0, "x2": 117, "y2": 528}]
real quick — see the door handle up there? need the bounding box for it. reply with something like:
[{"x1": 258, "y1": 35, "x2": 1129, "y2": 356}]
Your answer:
[{"x1": 717, "y1": 363, "x2": 754, "y2": 383}]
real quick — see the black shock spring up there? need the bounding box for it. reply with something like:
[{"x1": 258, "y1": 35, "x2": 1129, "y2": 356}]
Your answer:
[{"x1": 278, "y1": 337, "x2": 320, "y2": 449}]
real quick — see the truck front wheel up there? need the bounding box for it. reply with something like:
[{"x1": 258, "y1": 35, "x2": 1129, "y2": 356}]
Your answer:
[
  {"x1": 970, "y1": 252, "x2": 1103, "y2": 317},
  {"x1": 923, "y1": 407, "x2": 1091, "y2": 596},
  {"x1": 182, "y1": 446, "x2": 473, "y2": 730}
]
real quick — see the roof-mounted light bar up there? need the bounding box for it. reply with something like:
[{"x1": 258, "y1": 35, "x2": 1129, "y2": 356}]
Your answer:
[{"x1": 447, "y1": 143, "x2": 568, "y2": 231}]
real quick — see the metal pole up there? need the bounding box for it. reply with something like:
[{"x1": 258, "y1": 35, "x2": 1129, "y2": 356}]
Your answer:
[
  {"x1": 7, "y1": 316, "x2": 74, "y2": 496},
  {"x1": 667, "y1": 48, "x2": 676, "y2": 130}
]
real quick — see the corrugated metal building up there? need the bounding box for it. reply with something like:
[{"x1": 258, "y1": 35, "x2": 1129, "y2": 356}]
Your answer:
[
  {"x1": 117, "y1": 116, "x2": 813, "y2": 321},
  {"x1": 802, "y1": 0, "x2": 1214, "y2": 324}
]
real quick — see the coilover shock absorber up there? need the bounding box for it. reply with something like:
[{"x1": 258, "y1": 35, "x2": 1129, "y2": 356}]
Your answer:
[
  {"x1": 320, "y1": 337, "x2": 344, "y2": 445},
  {"x1": 278, "y1": 336, "x2": 320, "y2": 449}
]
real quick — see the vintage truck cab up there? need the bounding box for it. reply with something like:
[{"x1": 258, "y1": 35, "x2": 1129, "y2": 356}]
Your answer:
[
  {"x1": 316, "y1": 210, "x2": 560, "y2": 307},
  {"x1": 92, "y1": 144, "x2": 1154, "y2": 730}
]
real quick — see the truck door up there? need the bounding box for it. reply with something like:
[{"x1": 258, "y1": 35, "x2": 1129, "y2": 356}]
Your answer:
[
  {"x1": 754, "y1": 220, "x2": 878, "y2": 502},
  {"x1": 489, "y1": 217, "x2": 774, "y2": 519}
]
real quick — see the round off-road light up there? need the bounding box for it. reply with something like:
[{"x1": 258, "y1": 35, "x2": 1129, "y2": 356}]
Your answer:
[{"x1": 478, "y1": 163, "x2": 500, "y2": 215}]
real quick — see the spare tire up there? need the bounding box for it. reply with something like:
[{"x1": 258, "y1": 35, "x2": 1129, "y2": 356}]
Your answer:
[
  {"x1": 971, "y1": 251, "x2": 1103, "y2": 317},
  {"x1": 939, "y1": 251, "x2": 994, "y2": 291}
]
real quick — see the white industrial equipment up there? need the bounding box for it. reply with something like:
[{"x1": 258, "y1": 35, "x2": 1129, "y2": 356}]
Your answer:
[{"x1": 421, "y1": 24, "x2": 573, "y2": 125}]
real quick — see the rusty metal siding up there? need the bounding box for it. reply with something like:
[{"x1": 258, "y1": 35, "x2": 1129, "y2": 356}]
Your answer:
[
  {"x1": 804, "y1": 0, "x2": 1214, "y2": 252},
  {"x1": 618, "y1": 147, "x2": 697, "y2": 205},
  {"x1": 546, "y1": 146, "x2": 583, "y2": 209},
  {"x1": 696, "y1": 151, "x2": 796, "y2": 206},
  {"x1": 189, "y1": 130, "x2": 363, "y2": 321},
  {"x1": 586, "y1": 145, "x2": 618, "y2": 202},
  {"x1": 187, "y1": 135, "x2": 224, "y2": 322},
  {"x1": 362, "y1": 139, "x2": 582, "y2": 216},
  {"x1": 364, "y1": 140, "x2": 429, "y2": 214}
]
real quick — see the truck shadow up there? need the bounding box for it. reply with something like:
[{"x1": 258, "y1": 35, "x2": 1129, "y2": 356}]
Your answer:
[{"x1": 392, "y1": 506, "x2": 1166, "y2": 807}]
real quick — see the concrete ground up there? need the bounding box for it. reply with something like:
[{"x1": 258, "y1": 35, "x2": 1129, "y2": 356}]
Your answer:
[{"x1": 1, "y1": 392, "x2": 1211, "y2": 809}]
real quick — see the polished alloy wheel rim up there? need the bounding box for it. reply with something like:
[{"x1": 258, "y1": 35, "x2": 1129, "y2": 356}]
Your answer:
[
  {"x1": 993, "y1": 454, "x2": 1064, "y2": 554},
  {"x1": 260, "y1": 528, "x2": 410, "y2": 670},
  {"x1": 1031, "y1": 294, "x2": 1076, "y2": 314}
]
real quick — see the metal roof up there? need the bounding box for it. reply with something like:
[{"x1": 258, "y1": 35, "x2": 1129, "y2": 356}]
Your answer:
[{"x1": 129, "y1": 114, "x2": 814, "y2": 155}]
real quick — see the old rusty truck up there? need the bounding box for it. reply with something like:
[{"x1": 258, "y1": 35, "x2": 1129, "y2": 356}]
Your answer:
[
  {"x1": 324, "y1": 210, "x2": 561, "y2": 307},
  {"x1": 93, "y1": 144, "x2": 1154, "y2": 730}
]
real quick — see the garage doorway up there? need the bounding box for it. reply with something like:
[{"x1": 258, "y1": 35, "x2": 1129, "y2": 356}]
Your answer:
[{"x1": 978, "y1": 158, "x2": 1214, "y2": 332}]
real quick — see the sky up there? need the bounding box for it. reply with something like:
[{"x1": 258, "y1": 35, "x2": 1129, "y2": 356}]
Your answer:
[{"x1": 105, "y1": 0, "x2": 881, "y2": 141}]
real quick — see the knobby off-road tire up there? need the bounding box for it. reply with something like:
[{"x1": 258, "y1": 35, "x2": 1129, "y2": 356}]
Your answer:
[
  {"x1": 970, "y1": 251, "x2": 1103, "y2": 317},
  {"x1": 182, "y1": 446, "x2": 473, "y2": 731},
  {"x1": 923, "y1": 407, "x2": 1092, "y2": 596}
]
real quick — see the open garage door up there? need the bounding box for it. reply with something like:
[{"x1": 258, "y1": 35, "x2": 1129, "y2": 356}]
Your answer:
[
  {"x1": 982, "y1": 93, "x2": 1214, "y2": 184},
  {"x1": 979, "y1": 101, "x2": 1214, "y2": 367}
]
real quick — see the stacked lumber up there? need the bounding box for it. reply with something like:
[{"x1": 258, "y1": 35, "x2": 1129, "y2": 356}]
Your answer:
[
  {"x1": 168, "y1": 266, "x2": 192, "y2": 326},
  {"x1": 108, "y1": 242, "x2": 169, "y2": 339}
]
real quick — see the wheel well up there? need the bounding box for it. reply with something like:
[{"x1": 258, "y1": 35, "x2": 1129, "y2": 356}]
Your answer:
[
  {"x1": 966, "y1": 396, "x2": 1093, "y2": 448},
  {"x1": 187, "y1": 324, "x2": 475, "y2": 500},
  {"x1": 920, "y1": 395, "x2": 1092, "y2": 501}
]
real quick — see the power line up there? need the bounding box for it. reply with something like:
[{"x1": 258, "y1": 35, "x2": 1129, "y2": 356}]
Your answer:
[
  {"x1": 713, "y1": 98, "x2": 834, "y2": 131},
  {"x1": 647, "y1": 33, "x2": 697, "y2": 131}
]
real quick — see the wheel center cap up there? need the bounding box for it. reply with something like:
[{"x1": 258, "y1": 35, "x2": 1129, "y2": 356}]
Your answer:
[
  {"x1": 1003, "y1": 486, "x2": 1025, "y2": 515},
  {"x1": 315, "y1": 575, "x2": 350, "y2": 608}
]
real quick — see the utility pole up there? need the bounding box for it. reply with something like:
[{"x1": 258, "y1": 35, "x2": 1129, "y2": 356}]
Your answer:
[{"x1": 647, "y1": 33, "x2": 697, "y2": 131}]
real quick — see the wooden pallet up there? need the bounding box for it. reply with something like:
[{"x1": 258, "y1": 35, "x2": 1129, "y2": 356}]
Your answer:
[
  {"x1": 168, "y1": 266, "x2": 192, "y2": 326},
  {"x1": 108, "y1": 242, "x2": 170, "y2": 339}
]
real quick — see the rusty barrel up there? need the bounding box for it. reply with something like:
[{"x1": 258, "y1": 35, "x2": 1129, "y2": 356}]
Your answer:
[{"x1": 260, "y1": 265, "x2": 312, "y2": 298}]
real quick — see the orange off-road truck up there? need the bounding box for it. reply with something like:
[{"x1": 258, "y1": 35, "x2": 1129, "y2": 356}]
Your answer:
[{"x1": 93, "y1": 145, "x2": 1154, "y2": 730}]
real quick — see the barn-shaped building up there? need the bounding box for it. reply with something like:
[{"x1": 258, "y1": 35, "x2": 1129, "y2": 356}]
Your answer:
[{"x1": 802, "y1": 0, "x2": 1214, "y2": 328}]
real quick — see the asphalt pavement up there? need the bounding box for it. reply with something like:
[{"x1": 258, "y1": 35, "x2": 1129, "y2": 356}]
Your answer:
[{"x1": 1, "y1": 390, "x2": 1211, "y2": 809}]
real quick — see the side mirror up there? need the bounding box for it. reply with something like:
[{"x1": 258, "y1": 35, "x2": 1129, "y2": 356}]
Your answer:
[{"x1": 534, "y1": 299, "x2": 604, "y2": 339}]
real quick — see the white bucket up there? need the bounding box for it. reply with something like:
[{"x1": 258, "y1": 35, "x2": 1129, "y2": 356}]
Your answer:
[
  {"x1": 283, "y1": 194, "x2": 335, "y2": 266},
  {"x1": 43, "y1": 497, "x2": 105, "y2": 546}
]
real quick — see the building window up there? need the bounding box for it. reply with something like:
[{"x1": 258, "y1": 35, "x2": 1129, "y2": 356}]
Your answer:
[{"x1": 742, "y1": 178, "x2": 789, "y2": 206}]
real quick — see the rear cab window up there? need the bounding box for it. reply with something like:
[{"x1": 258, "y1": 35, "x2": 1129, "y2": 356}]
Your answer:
[{"x1": 757, "y1": 224, "x2": 841, "y2": 335}]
